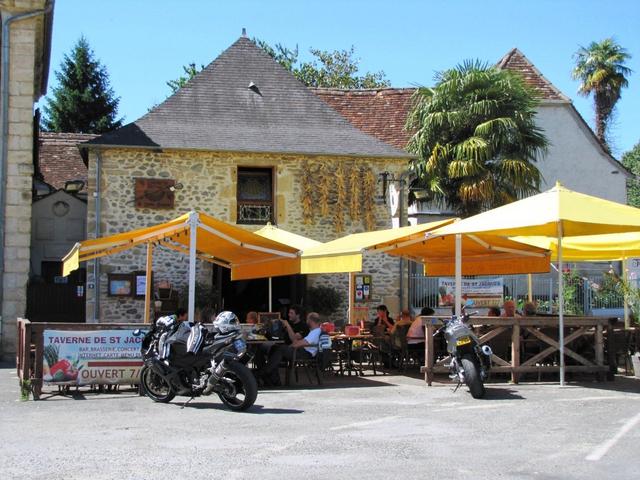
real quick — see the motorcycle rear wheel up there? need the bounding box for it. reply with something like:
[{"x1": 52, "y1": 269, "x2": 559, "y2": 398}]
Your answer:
[
  {"x1": 217, "y1": 361, "x2": 257, "y2": 411},
  {"x1": 461, "y1": 354, "x2": 485, "y2": 399},
  {"x1": 140, "y1": 366, "x2": 176, "y2": 403}
]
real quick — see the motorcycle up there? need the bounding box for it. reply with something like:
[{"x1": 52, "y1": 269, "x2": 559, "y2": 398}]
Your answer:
[
  {"x1": 438, "y1": 311, "x2": 492, "y2": 399},
  {"x1": 136, "y1": 312, "x2": 257, "y2": 411}
]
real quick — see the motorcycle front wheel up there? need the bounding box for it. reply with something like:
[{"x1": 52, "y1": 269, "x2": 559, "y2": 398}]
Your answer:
[
  {"x1": 461, "y1": 354, "x2": 486, "y2": 399},
  {"x1": 140, "y1": 365, "x2": 176, "y2": 403},
  {"x1": 217, "y1": 361, "x2": 257, "y2": 411}
]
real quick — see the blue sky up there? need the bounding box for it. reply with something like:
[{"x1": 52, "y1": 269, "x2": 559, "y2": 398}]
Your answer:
[{"x1": 40, "y1": 0, "x2": 640, "y2": 156}]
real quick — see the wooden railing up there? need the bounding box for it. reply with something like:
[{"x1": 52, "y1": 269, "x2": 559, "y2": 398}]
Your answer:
[
  {"x1": 16, "y1": 318, "x2": 144, "y2": 399},
  {"x1": 421, "y1": 316, "x2": 619, "y2": 385}
]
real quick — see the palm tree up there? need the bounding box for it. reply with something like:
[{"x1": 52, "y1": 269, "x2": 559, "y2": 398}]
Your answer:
[
  {"x1": 406, "y1": 61, "x2": 548, "y2": 217},
  {"x1": 572, "y1": 38, "x2": 632, "y2": 149}
]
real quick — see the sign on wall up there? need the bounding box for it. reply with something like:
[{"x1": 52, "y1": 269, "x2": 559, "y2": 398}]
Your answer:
[
  {"x1": 438, "y1": 278, "x2": 503, "y2": 307},
  {"x1": 42, "y1": 329, "x2": 147, "y2": 385}
]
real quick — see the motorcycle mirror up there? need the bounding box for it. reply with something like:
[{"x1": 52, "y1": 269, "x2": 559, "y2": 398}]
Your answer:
[{"x1": 132, "y1": 329, "x2": 142, "y2": 337}]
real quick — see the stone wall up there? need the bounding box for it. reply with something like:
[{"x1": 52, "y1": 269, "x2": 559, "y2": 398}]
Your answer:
[
  {"x1": 1, "y1": 0, "x2": 47, "y2": 355},
  {"x1": 85, "y1": 148, "x2": 409, "y2": 323}
]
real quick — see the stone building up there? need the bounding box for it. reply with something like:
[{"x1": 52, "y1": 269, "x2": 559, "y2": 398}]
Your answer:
[
  {"x1": 0, "y1": 0, "x2": 53, "y2": 356},
  {"x1": 80, "y1": 36, "x2": 412, "y2": 324}
]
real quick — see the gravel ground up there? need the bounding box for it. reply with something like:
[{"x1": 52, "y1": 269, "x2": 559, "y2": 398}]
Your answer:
[{"x1": 1, "y1": 364, "x2": 639, "y2": 480}]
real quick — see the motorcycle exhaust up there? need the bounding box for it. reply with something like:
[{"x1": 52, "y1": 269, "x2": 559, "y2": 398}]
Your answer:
[{"x1": 481, "y1": 345, "x2": 493, "y2": 357}]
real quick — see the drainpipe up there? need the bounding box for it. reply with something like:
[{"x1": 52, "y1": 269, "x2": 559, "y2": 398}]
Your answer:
[
  {"x1": 0, "y1": 2, "x2": 53, "y2": 341},
  {"x1": 93, "y1": 149, "x2": 102, "y2": 322},
  {"x1": 398, "y1": 171, "x2": 410, "y2": 310}
]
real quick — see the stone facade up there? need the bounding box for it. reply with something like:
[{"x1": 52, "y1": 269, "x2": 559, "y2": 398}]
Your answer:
[
  {"x1": 85, "y1": 148, "x2": 409, "y2": 323},
  {"x1": 0, "y1": 0, "x2": 50, "y2": 356}
]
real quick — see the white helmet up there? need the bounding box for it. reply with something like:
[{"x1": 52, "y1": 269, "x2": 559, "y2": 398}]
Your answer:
[{"x1": 213, "y1": 311, "x2": 240, "y2": 334}]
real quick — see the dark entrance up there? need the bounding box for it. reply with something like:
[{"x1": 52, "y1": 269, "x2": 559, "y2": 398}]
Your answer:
[
  {"x1": 213, "y1": 266, "x2": 305, "y2": 321},
  {"x1": 26, "y1": 263, "x2": 86, "y2": 323}
]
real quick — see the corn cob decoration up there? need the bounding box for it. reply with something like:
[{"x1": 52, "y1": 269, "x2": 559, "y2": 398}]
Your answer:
[
  {"x1": 363, "y1": 167, "x2": 376, "y2": 231},
  {"x1": 334, "y1": 163, "x2": 346, "y2": 233},
  {"x1": 301, "y1": 161, "x2": 314, "y2": 224},
  {"x1": 349, "y1": 163, "x2": 361, "y2": 222},
  {"x1": 318, "y1": 162, "x2": 331, "y2": 217}
]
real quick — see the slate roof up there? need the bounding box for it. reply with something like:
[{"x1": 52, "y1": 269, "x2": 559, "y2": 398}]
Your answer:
[
  {"x1": 38, "y1": 132, "x2": 95, "y2": 190},
  {"x1": 83, "y1": 37, "x2": 410, "y2": 159},
  {"x1": 313, "y1": 88, "x2": 415, "y2": 151}
]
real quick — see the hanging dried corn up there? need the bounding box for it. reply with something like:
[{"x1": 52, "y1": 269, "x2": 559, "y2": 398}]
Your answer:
[
  {"x1": 318, "y1": 162, "x2": 330, "y2": 216},
  {"x1": 301, "y1": 161, "x2": 314, "y2": 224},
  {"x1": 333, "y1": 162, "x2": 346, "y2": 233},
  {"x1": 349, "y1": 163, "x2": 361, "y2": 222},
  {"x1": 362, "y1": 167, "x2": 376, "y2": 231}
]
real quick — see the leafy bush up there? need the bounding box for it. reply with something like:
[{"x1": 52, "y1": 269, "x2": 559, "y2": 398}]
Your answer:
[{"x1": 305, "y1": 285, "x2": 342, "y2": 317}]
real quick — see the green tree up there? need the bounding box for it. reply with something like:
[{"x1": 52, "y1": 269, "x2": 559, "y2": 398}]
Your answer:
[
  {"x1": 622, "y1": 141, "x2": 640, "y2": 207},
  {"x1": 166, "y1": 62, "x2": 205, "y2": 93},
  {"x1": 42, "y1": 36, "x2": 122, "y2": 133},
  {"x1": 406, "y1": 61, "x2": 548, "y2": 217},
  {"x1": 572, "y1": 38, "x2": 632, "y2": 149},
  {"x1": 255, "y1": 39, "x2": 390, "y2": 89}
]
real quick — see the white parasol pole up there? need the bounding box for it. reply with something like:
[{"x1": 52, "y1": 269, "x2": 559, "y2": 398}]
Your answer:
[
  {"x1": 557, "y1": 222, "x2": 565, "y2": 386},
  {"x1": 268, "y1": 277, "x2": 273, "y2": 312},
  {"x1": 188, "y1": 211, "x2": 198, "y2": 322},
  {"x1": 455, "y1": 234, "x2": 462, "y2": 317}
]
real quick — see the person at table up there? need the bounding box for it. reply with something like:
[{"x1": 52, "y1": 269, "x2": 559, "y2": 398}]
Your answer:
[
  {"x1": 258, "y1": 312, "x2": 322, "y2": 386},
  {"x1": 282, "y1": 305, "x2": 309, "y2": 344},
  {"x1": 245, "y1": 311, "x2": 258, "y2": 324},
  {"x1": 522, "y1": 302, "x2": 537, "y2": 316},
  {"x1": 501, "y1": 300, "x2": 521, "y2": 317},
  {"x1": 391, "y1": 309, "x2": 413, "y2": 334},
  {"x1": 487, "y1": 306, "x2": 501, "y2": 317},
  {"x1": 372, "y1": 304, "x2": 394, "y2": 335},
  {"x1": 407, "y1": 307, "x2": 434, "y2": 345}
]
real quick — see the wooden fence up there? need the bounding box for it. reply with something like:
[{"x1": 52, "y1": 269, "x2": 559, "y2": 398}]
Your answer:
[
  {"x1": 421, "y1": 316, "x2": 620, "y2": 385},
  {"x1": 16, "y1": 318, "x2": 144, "y2": 399}
]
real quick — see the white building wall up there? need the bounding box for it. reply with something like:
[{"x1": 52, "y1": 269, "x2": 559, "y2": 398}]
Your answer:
[
  {"x1": 534, "y1": 103, "x2": 628, "y2": 203},
  {"x1": 30, "y1": 191, "x2": 87, "y2": 277}
]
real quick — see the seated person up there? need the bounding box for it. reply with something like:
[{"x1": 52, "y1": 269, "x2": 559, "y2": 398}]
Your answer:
[
  {"x1": 391, "y1": 309, "x2": 413, "y2": 334},
  {"x1": 522, "y1": 302, "x2": 537, "y2": 316},
  {"x1": 487, "y1": 306, "x2": 501, "y2": 317},
  {"x1": 407, "y1": 307, "x2": 434, "y2": 346},
  {"x1": 258, "y1": 312, "x2": 322, "y2": 386},
  {"x1": 501, "y1": 300, "x2": 521, "y2": 317},
  {"x1": 372, "y1": 304, "x2": 394, "y2": 335},
  {"x1": 245, "y1": 311, "x2": 258, "y2": 325},
  {"x1": 282, "y1": 305, "x2": 309, "y2": 344}
]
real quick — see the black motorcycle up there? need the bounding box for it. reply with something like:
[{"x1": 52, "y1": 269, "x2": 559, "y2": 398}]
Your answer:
[
  {"x1": 439, "y1": 311, "x2": 492, "y2": 399},
  {"x1": 136, "y1": 320, "x2": 257, "y2": 411}
]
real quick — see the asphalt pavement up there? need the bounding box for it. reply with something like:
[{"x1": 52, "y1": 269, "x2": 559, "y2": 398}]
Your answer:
[{"x1": 1, "y1": 364, "x2": 639, "y2": 480}]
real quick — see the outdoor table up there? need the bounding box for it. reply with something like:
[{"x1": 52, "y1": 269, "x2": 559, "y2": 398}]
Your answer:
[{"x1": 332, "y1": 333, "x2": 376, "y2": 376}]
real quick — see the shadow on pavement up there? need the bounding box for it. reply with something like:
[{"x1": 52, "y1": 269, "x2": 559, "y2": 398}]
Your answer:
[
  {"x1": 171, "y1": 401, "x2": 303, "y2": 414},
  {"x1": 482, "y1": 387, "x2": 526, "y2": 400},
  {"x1": 566, "y1": 375, "x2": 640, "y2": 394}
]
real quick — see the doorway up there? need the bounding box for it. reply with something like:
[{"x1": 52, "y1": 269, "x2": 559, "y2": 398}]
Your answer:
[{"x1": 213, "y1": 266, "x2": 305, "y2": 321}]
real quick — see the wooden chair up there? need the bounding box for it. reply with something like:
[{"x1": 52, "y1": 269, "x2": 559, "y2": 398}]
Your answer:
[{"x1": 285, "y1": 334, "x2": 332, "y2": 386}]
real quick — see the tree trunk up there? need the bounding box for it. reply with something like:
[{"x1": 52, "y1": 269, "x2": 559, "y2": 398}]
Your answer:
[{"x1": 594, "y1": 94, "x2": 609, "y2": 151}]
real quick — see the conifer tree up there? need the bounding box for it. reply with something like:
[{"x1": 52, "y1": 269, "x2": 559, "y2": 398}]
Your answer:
[{"x1": 42, "y1": 36, "x2": 122, "y2": 133}]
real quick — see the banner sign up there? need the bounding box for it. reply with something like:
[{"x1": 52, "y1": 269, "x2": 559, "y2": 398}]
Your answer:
[
  {"x1": 42, "y1": 329, "x2": 147, "y2": 385},
  {"x1": 628, "y1": 258, "x2": 640, "y2": 288},
  {"x1": 438, "y1": 278, "x2": 503, "y2": 307}
]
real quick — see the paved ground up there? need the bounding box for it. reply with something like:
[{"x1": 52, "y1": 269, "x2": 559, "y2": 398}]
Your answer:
[{"x1": 1, "y1": 364, "x2": 639, "y2": 480}]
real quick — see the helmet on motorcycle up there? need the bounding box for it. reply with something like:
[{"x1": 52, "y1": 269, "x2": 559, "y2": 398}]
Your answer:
[{"x1": 213, "y1": 311, "x2": 240, "y2": 334}]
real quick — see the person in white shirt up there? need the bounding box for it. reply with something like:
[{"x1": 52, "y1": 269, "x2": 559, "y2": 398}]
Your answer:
[
  {"x1": 258, "y1": 312, "x2": 322, "y2": 386},
  {"x1": 407, "y1": 307, "x2": 434, "y2": 345}
]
